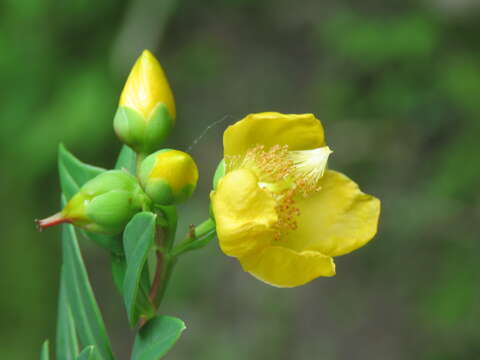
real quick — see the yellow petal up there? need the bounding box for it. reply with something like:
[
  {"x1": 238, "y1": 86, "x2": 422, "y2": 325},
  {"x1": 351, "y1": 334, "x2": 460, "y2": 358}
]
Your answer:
[
  {"x1": 224, "y1": 112, "x2": 325, "y2": 158},
  {"x1": 239, "y1": 246, "x2": 336, "y2": 288},
  {"x1": 211, "y1": 168, "x2": 278, "y2": 258},
  {"x1": 120, "y1": 50, "x2": 176, "y2": 120},
  {"x1": 282, "y1": 170, "x2": 380, "y2": 257}
]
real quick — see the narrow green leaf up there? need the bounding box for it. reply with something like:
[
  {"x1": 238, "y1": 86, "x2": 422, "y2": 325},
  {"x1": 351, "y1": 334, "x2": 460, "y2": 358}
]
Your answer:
[
  {"x1": 115, "y1": 145, "x2": 137, "y2": 174},
  {"x1": 41, "y1": 340, "x2": 50, "y2": 360},
  {"x1": 62, "y1": 222, "x2": 114, "y2": 360},
  {"x1": 58, "y1": 144, "x2": 120, "y2": 252},
  {"x1": 111, "y1": 253, "x2": 127, "y2": 294},
  {"x1": 123, "y1": 212, "x2": 157, "y2": 326},
  {"x1": 77, "y1": 346, "x2": 99, "y2": 360},
  {"x1": 111, "y1": 251, "x2": 153, "y2": 331},
  {"x1": 58, "y1": 143, "x2": 105, "y2": 200},
  {"x1": 131, "y1": 316, "x2": 186, "y2": 360},
  {"x1": 56, "y1": 267, "x2": 79, "y2": 360},
  {"x1": 111, "y1": 253, "x2": 151, "y2": 297}
]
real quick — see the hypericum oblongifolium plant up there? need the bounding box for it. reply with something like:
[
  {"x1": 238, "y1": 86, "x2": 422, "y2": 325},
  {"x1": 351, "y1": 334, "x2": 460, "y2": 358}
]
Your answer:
[{"x1": 37, "y1": 50, "x2": 381, "y2": 359}]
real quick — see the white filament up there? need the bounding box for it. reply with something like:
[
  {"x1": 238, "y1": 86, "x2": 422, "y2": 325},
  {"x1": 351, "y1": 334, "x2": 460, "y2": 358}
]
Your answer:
[{"x1": 289, "y1": 146, "x2": 332, "y2": 184}]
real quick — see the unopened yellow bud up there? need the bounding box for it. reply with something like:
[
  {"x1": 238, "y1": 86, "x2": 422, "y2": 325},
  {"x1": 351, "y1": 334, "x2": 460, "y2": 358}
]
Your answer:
[
  {"x1": 114, "y1": 50, "x2": 176, "y2": 154},
  {"x1": 139, "y1": 149, "x2": 199, "y2": 205},
  {"x1": 120, "y1": 50, "x2": 176, "y2": 120}
]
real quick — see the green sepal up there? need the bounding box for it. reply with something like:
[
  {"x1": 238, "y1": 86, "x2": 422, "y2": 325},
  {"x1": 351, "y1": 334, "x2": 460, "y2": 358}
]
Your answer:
[
  {"x1": 144, "y1": 104, "x2": 173, "y2": 154},
  {"x1": 138, "y1": 149, "x2": 174, "y2": 205},
  {"x1": 113, "y1": 106, "x2": 146, "y2": 153},
  {"x1": 113, "y1": 104, "x2": 173, "y2": 155},
  {"x1": 145, "y1": 179, "x2": 174, "y2": 205},
  {"x1": 175, "y1": 183, "x2": 196, "y2": 204},
  {"x1": 213, "y1": 159, "x2": 225, "y2": 190},
  {"x1": 81, "y1": 169, "x2": 138, "y2": 196},
  {"x1": 86, "y1": 190, "x2": 137, "y2": 233},
  {"x1": 131, "y1": 315, "x2": 186, "y2": 360},
  {"x1": 208, "y1": 203, "x2": 215, "y2": 221}
]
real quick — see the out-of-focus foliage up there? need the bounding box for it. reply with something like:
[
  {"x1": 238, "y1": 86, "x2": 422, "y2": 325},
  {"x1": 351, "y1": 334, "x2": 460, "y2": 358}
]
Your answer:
[{"x1": 1, "y1": 0, "x2": 479, "y2": 359}]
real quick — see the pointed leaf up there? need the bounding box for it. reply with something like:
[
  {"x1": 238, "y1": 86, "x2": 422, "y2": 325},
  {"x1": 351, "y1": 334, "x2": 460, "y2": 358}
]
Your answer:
[
  {"x1": 111, "y1": 253, "x2": 127, "y2": 294},
  {"x1": 58, "y1": 144, "x2": 120, "y2": 251},
  {"x1": 62, "y1": 221, "x2": 114, "y2": 360},
  {"x1": 56, "y1": 267, "x2": 79, "y2": 360},
  {"x1": 123, "y1": 212, "x2": 157, "y2": 326},
  {"x1": 115, "y1": 145, "x2": 137, "y2": 174},
  {"x1": 41, "y1": 340, "x2": 50, "y2": 360},
  {"x1": 131, "y1": 316, "x2": 186, "y2": 360},
  {"x1": 111, "y1": 253, "x2": 151, "y2": 293},
  {"x1": 77, "y1": 346, "x2": 99, "y2": 360},
  {"x1": 58, "y1": 143, "x2": 105, "y2": 200}
]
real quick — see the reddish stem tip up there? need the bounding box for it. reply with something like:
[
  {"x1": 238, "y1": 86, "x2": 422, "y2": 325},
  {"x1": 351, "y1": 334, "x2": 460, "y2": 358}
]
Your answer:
[{"x1": 35, "y1": 213, "x2": 69, "y2": 231}]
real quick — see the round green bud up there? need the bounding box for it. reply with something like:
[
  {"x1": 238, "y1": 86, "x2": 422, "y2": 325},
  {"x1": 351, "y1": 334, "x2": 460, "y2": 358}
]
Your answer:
[
  {"x1": 139, "y1": 149, "x2": 199, "y2": 205},
  {"x1": 61, "y1": 170, "x2": 149, "y2": 234}
]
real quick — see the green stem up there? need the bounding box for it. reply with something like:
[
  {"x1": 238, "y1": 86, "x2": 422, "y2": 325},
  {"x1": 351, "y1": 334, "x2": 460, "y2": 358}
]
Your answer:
[
  {"x1": 149, "y1": 247, "x2": 164, "y2": 308},
  {"x1": 150, "y1": 207, "x2": 178, "y2": 308},
  {"x1": 171, "y1": 218, "x2": 216, "y2": 257},
  {"x1": 146, "y1": 214, "x2": 215, "y2": 313},
  {"x1": 155, "y1": 206, "x2": 178, "y2": 250},
  {"x1": 153, "y1": 254, "x2": 177, "y2": 307},
  {"x1": 135, "y1": 152, "x2": 146, "y2": 179}
]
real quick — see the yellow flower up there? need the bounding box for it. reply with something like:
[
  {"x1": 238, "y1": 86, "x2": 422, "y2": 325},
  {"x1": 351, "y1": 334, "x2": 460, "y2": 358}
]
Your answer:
[
  {"x1": 211, "y1": 112, "x2": 380, "y2": 288},
  {"x1": 120, "y1": 49, "x2": 176, "y2": 120}
]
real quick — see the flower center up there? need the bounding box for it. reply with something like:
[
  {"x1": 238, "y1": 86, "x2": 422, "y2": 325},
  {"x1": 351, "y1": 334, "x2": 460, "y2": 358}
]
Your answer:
[{"x1": 226, "y1": 144, "x2": 332, "y2": 239}]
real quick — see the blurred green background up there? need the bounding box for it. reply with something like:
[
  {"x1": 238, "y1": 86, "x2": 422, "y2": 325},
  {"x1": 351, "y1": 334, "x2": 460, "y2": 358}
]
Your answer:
[{"x1": 1, "y1": 0, "x2": 479, "y2": 359}]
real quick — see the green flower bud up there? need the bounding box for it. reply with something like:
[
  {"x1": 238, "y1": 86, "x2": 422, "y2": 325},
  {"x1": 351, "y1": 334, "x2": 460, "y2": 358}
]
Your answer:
[
  {"x1": 38, "y1": 170, "x2": 149, "y2": 234},
  {"x1": 114, "y1": 50, "x2": 175, "y2": 154},
  {"x1": 139, "y1": 149, "x2": 199, "y2": 205}
]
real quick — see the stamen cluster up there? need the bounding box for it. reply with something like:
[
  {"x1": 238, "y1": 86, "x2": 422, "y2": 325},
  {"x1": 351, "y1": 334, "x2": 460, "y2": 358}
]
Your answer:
[{"x1": 226, "y1": 144, "x2": 331, "y2": 240}]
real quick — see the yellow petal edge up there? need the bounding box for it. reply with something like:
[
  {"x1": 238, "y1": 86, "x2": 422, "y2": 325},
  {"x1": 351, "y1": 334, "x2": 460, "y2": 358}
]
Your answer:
[
  {"x1": 281, "y1": 170, "x2": 381, "y2": 257},
  {"x1": 240, "y1": 246, "x2": 336, "y2": 288}
]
